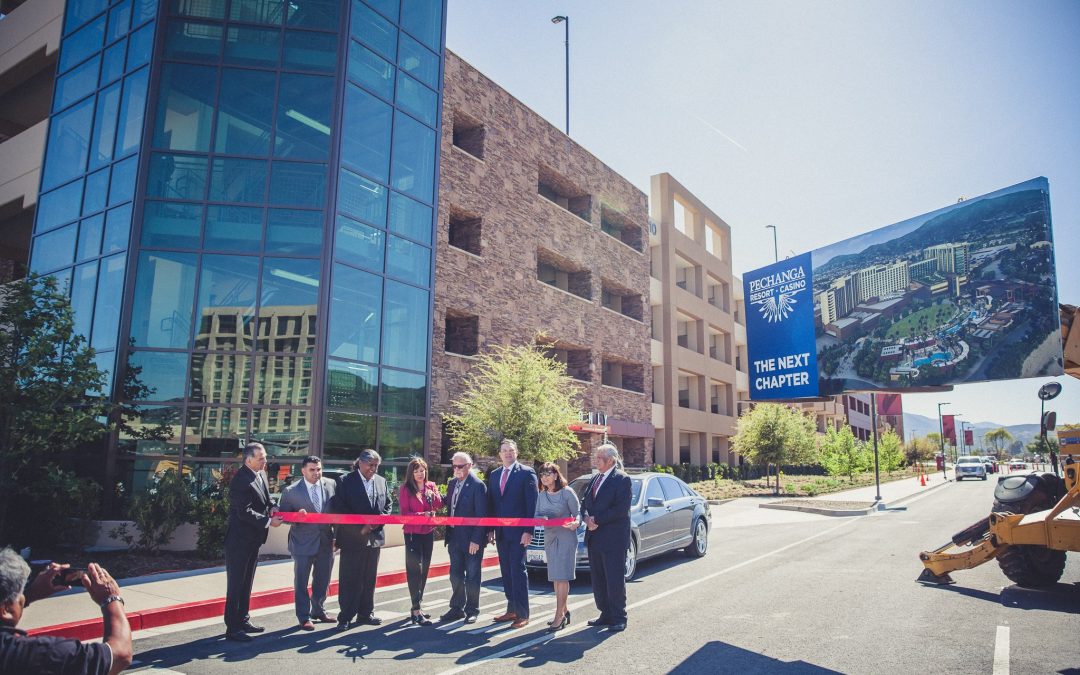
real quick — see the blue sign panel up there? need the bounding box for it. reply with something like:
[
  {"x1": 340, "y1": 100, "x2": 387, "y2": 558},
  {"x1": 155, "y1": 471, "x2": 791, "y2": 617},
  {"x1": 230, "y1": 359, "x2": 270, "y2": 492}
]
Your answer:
[{"x1": 743, "y1": 252, "x2": 819, "y2": 400}]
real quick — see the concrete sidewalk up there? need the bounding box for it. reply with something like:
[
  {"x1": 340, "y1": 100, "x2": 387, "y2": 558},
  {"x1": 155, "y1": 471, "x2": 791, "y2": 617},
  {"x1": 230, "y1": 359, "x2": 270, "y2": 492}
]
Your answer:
[
  {"x1": 24, "y1": 542, "x2": 500, "y2": 641},
  {"x1": 761, "y1": 467, "x2": 955, "y2": 516}
]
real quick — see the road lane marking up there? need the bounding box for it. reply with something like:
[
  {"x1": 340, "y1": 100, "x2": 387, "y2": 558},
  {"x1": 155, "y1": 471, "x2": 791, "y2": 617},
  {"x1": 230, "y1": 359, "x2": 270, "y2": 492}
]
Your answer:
[
  {"x1": 435, "y1": 517, "x2": 860, "y2": 675},
  {"x1": 994, "y1": 625, "x2": 1009, "y2": 675}
]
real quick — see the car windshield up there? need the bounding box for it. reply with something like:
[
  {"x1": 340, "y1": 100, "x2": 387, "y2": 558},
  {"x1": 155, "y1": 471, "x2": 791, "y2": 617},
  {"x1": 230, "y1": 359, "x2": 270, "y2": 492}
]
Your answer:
[
  {"x1": 569, "y1": 475, "x2": 643, "y2": 506},
  {"x1": 957, "y1": 457, "x2": 982, "y2": 464}
]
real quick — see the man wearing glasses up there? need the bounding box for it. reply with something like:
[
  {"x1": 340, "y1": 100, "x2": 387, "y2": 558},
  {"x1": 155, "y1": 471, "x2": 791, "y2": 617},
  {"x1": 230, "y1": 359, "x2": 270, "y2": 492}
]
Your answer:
[{"x1": 440, "y1": 452, "x2": 488, "y2": 624}]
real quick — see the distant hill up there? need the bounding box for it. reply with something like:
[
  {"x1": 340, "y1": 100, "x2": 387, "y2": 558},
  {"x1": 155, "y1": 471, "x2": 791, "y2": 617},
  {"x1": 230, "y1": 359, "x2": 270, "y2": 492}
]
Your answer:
[{"x1": 902, "y1": 413, "x2": 1045, "y2": 454}]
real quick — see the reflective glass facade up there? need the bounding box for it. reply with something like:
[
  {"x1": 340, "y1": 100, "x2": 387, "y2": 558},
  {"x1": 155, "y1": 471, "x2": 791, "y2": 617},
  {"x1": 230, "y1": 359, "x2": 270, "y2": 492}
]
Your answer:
[{"x1": 31, "y1": 0, "x2": 445, "y2": 498}]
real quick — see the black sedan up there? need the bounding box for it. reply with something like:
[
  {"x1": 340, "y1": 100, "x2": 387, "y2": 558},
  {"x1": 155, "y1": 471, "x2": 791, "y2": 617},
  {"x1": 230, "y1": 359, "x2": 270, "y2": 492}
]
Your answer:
[{"x1": 525, "y1": 472, "x2": 711, "y2": 581}]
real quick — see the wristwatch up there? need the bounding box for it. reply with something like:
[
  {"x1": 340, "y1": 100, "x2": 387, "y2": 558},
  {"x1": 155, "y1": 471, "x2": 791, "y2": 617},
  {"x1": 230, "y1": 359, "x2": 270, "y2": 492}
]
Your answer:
[{"x1": 100, "y1": 594, "x2": 125, "y2": 609}]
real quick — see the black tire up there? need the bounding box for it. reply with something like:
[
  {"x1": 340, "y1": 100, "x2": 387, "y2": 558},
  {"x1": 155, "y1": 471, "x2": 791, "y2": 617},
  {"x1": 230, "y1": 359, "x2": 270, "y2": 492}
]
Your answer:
[
  {"x1": 684, "y1": 518, "x2": 708, "y2": 558},
  {"x1": 981, "y1": 475, "x2": 987, "y2": 481},
  {"x1": 993, "y1": 479, "x2": 1066, "y2": 587},
  {"x1": 623, "y1": 539, "x2": 637, "y2": 582}
]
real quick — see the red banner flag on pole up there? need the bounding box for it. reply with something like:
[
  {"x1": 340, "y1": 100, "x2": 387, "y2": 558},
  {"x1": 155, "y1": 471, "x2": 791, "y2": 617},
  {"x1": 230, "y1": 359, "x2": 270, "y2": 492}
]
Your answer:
[
  {"x1": 964, "y1": 428, "x2": 974, "y2": 447},
  {"x1": 942, "y1": 415, "x2": 956, "y2": 445}
]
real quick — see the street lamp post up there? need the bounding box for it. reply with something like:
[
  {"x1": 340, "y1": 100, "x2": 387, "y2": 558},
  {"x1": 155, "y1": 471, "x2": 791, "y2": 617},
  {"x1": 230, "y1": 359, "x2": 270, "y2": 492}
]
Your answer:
[
  {"x1": 870, "y1": 394, "x2": 881, "y2": 503},
  {"x1": 937, "y1": 402, "x2": 950, "y2": 480},
  {"x1": 765, "y1": 224, "x2": 778, "y2": 262},
  {"x1": 953, "y1": 413, "x2": 963, "y2": 464},
  {"x1": 551, "y1": 16, "x2": 569, "y2": 135}
]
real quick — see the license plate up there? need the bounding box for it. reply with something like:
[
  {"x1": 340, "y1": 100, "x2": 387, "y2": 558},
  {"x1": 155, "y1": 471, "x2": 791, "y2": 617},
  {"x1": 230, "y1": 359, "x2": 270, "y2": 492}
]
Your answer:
[{"x1": 526, "y1": 550, "x2": 546, "y2": 564}]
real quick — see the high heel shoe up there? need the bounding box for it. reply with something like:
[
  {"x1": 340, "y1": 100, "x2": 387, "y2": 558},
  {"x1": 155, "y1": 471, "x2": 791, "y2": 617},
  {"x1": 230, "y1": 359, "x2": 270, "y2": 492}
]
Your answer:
[{"x1": 547, "y1": 612, "x2": 570, "y2": 632}]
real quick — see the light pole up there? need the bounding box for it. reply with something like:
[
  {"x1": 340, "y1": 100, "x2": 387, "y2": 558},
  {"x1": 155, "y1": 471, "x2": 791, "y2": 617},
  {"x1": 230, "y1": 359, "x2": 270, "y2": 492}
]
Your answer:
[
  {"x1": 953, "y1": 413, "x2": 963, "y2": 464},
  {"x1": 765, "y1": 224, "x2": 778, "y2": 262},
  {"x1": 551, "y1": 16, "x2": 569, "y2": 135},
  {"x1": 870, "y1": 394, "x2": 881, "y2": 503},
  {"x1": 937, "y1": 401, "x2": 950, "y2": 480}
]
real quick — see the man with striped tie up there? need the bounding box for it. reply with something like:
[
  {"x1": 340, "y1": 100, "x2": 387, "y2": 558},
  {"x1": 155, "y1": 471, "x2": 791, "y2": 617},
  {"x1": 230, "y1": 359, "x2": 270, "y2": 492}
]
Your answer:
[{"x1": 278, "y1": 455, "x2": 338, "y2": 631}]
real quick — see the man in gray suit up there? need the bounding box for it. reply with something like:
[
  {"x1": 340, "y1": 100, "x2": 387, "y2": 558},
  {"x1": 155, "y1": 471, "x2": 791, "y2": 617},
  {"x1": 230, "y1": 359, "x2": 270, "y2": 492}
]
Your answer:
[{"x1": 277, "y1": 455, "x2": 337, "y2": 631}]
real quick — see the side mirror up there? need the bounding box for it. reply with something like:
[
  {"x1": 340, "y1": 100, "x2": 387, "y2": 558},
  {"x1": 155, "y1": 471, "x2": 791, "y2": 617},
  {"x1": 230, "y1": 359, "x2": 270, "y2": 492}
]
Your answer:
[{"x1": 647, "y1": 497, "x2": 665, "y2": 508}]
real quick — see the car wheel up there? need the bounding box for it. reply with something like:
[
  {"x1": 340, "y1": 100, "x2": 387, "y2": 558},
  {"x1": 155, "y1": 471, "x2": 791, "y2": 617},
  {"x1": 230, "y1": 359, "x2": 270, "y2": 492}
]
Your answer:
[
  {"x1": 623, "y1": 539, "x2": 637, "y2": 582},
  {"x1": 684, "y1": 518, "x2": 708, "y2": 558},
  {"x1": 981, "y1": 475, "x2": 987, "y2": 481}
]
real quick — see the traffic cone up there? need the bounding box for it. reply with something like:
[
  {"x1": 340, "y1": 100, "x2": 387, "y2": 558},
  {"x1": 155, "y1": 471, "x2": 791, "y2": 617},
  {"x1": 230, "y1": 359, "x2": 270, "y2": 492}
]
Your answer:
[{"x1": 920, "y1": 473, "x2": 927, "y2": 487}]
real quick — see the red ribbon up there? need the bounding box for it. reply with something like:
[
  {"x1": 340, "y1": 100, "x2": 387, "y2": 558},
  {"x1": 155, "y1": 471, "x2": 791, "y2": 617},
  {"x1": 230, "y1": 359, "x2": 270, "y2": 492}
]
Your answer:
[{"x1": 277, "y1": 512, "x2": 576, "y2": 527}]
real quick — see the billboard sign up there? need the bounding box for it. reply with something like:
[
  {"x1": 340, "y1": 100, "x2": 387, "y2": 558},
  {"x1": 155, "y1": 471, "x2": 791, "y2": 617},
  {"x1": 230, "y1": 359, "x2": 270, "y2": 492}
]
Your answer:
[{"x1": 743, "y1": 177, "x2": 1061, "y2": 400}]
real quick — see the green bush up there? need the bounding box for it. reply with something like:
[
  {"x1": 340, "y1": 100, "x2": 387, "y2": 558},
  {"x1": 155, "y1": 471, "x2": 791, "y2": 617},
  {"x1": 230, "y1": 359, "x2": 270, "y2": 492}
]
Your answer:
[
  {"x1": 191, "y1": 466, "x2": 233, "y2": 558},
  {"x1": 11, "y1": 464, "x2": 102, "y2": 550},
  {"x1": 110, "y1": 469, "x2": 194, "y2": 553}
]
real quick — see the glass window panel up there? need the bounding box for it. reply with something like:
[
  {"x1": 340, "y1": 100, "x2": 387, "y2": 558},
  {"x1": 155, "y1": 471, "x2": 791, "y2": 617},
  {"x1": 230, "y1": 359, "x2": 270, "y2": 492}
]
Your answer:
[
  {"x1": 103, "y1": 203, "x2": 132, "y2": 253},
  {"x1": 77, "y1": 214, "x2": 104, "y2": 260},
  {"x1": 364, "y1": 0, "x2": 398, "y2": 21},
  {"x1": 107, "y1": 0, "x2": 133, "y2": 41},
  {"x1": 210, "y1": 158, "x2": 267, "y2": 204},
  {"x1": 174, "y1": 0, "x2": 226, "y2": 20},
  {"x1": 337, "y1": 167, "x2": 386, "y2": 225},
  {"x1": 60, "y1": 15, "x2": 105, "y2": 73},
  {"x1": 257, "y1": 258, "x2": 319, "y2": 351},
  {"x1": 183, "y1": 408, "x2": 250, "y2": 458},
  {"x1": 31, "y1": 223, "x2": 77, "y2": 274},
  {"x1": 190, "y1": 353, "x2": 251, "y2": 404},
  {"x1": 287, "y1": 0, "x2": 339, "y2": 28},
  {"x1": 269, "y1": 161, "x2": 326, "y2": 207},
  {"x1": 224, "y1": 26, "x2": 280, "y2": 68},
  {"x1": 388, "y1": 191, "x2": 431, "y2": 245},
  {"x1": 100, "y1": 40, "x2": 126, "y2": 86},
  {"x1": 46, "y1": 268, "x2": 73, "y2": 294},
  {"x1": 266, "y1": 208, "x2": 322, "y2": 255},
  {"x1": 163, "y1": 19, "x2": 223, "y2": 62},
  {"x1": 350, "y1": 0, "x2": 395, "y2": 60},
  {"x1": 36, "y1": 180, "x2": 84, "y2": 233},
  {"x1": 133, "y1": 0, "x2": 157, "y2": 25},
  {"x1": 127, "y1": 350, "x2": 189, "y2": 401},
  {"x1": 91, "y1": 253, "x2": 126, "y2": 350},
  {"x1": 329, "y1": 263, "x2": 381, "y2": 362},
  {"x1": 130, "y1": 250, "x2": 198, "y2": 348},
  {"x1": 42, "y1": 97, "x2": 94, "y2": 190},
  {"x1": 153, "y1": 63, "x2": 216, "y2": 152},
  {"x1": 341, "y1": 83, "x2": 391, "y2": 181},
  {"x1": 398, "y1": 33, "x2": 438, "y2": 89},
  {"x1": 253, "y1": 355, "x2": 313, "y2": 405},
  {"x1": 346, "y1": 41, "x2": 393, "y2": 100},
  {"x1": 127, "y1": 23, "x2": 155, "y2": 71},
  {"x1": 395, "y1": 71, "x2": 437, "y2": 127},
  {"x1": 141, "y1": 201, "x2": 202, "y2": 248},
  {"x1": 385, "y1": 234, "x2": 429, "y2": 286},
  {"x1": 89, "y1": 81, "x2": 121, "y2": 170},
  {"x1": 380, "y1": 368, "x2": 425, "y2": 416},
  {"x1": 194, "y1": 255, "x2": 259, "y2": 350},
  {"x1": 215, "y1": 69, "x2": 275, "y2": 156},
  {"x1": 323, "y1": 411, "x2": 375, "y2": 461},
  {"x1": 377, "y1": 416, "x2": 424, "y2": 459},
  {"x1": 284, "y1": 30, "x2": 336, "y2": 73},
  {"x1": 71, "y1": 261, "x2": 99, "y2": 340},
  {"x1": 400, "y1": 0, "x2": 442, "y2": 52},
  {"x1": 275, "y1": 74, "x2": 333, "y2": 160},
  {"x1": 64, "y1": 0, "x2": 108, "y2": 35},
  {"x1": 83, "y1": 169, "x2": 109, "y2": 215},
  {"x1": 250, "y1": 408, "x2": 310, "y2": 457},
  {"x1": 381, "y1": 280, "x2": 427, "y2": 371},
  {"x1": 54, "y1": 55, "x2": 101, "y2": 112},
  {"x1": 228, "y1": 0, "x2": 284, "y2": 24},
  {"x1": 147, "y1": 153, "x2": 207, "y2": 200},
  {"x1": 205, "y1": 205, "x2": 263, "y2": 252},
  {"x1": 334, "y1": 214, "x2": 383, "y2": 271},
  {"x1": 109, "y1": 154, "x2": 139, "y2": 206},
  {"x1": 116, "y1": 405, "x2": 183, "y2": 457},
  {"x1": 93, "y1": 350, "x2": 116, "y2": 396},
  {"x1": 390, "y1": 112, "x2": 436, "y2": 203},
  {"x1": 327, "y1": 359, "x2": 376, "y2": 410},
  {"x1": 116, "y1": 67, "x2": 149, "y2": 157}
]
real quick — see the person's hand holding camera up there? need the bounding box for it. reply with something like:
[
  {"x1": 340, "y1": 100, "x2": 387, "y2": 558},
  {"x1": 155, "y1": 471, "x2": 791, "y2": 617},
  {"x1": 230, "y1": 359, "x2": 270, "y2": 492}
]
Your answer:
[
  {"x1": 25, "y1": 562, "x2": 81, "y2": 604},
  {"x1": 82, "y1": 563, "x2": 122, "y2": 609}
]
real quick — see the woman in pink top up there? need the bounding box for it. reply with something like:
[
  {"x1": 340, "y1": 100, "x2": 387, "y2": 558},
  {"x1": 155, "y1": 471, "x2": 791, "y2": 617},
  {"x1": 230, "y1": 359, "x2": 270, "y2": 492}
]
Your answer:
[{"x1": 399, "y1": 456, "x2": 443, "y2": 625}]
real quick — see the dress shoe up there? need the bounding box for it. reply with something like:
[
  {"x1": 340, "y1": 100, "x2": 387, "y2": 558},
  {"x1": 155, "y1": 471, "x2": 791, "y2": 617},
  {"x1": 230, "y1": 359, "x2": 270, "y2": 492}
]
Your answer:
[
  {"x1": 410, "y1": 614, "x2": 433, "y2": 626},
  {"x1": 463, "y1": 613, "x2": 479, "y2": 624},
  {"x1": 239, "y1": 622, "x2": 265, "y2": 633},
  {"x1": 608, "y1": 622, "x2": 627, "y2": 632},
  {"x1": 225, "y1": 630, "x2": 253, "y2": 642},
  {"x1": 440, "y1": 610, "x2": 465, "y2": 622},
  {"x1": 311, "y1": 612, "x2": 336, "y2": 623},
  {"x1": 510, "y1": 618, "x2": 529, "y2": 629},
  {"x1": 360, "y1": 614, "x2": 382, "y2": 626},
  {"x1": 336, "y1": 619, "x2": 352, "y2": 630},
  {"x1": 492, "y1": 611, "x2": 517, "y2": 622},
  {"x1": 299, "y1": 620, "x2": 315, "y2": 631},
  {"x1": 547, "y1": 613, "x2": 570, "y2": 633},
  {"x1": 587, "y1": 617, "x2": 609, "y2": 627}
]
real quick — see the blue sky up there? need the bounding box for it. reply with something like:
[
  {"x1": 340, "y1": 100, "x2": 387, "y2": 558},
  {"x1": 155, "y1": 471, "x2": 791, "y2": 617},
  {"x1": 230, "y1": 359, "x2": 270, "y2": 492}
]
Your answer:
[{"x1": 445, "y1": 0, "x2": 1080, "y2": 429}]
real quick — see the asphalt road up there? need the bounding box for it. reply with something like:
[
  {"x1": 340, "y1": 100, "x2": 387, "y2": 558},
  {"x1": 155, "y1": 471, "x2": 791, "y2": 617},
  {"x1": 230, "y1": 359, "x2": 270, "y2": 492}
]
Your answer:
[{"x1": 126, "y1": 479, "x2": 1080, "y2": 674}]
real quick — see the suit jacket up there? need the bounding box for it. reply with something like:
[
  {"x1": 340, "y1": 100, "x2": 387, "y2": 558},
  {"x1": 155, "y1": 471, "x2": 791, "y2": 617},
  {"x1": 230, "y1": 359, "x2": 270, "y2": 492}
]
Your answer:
[
  {"x1": 225, "y1": 465, "x2": 273, "y2": 548},
  {"x1": 445, "y1": 472, "x2": 488, "y2": 547},
  {"x1": 332, "y1": 470, "x2": 392, "y2": 550},
  {"x1": 277, "y1": 477, "x2": 336, "y2": 557},
  {"x1": 487, "y1": 463, "x2": 538, "y2": 541},
  {"x1": 581, "y1": 469, "x2": 632, "y2": 550}
]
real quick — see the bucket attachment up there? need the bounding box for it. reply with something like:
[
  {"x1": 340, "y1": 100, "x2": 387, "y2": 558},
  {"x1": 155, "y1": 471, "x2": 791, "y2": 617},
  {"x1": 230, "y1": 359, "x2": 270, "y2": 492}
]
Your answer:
[{"x1": 917, "y1": 568, "x2": 955, "y2": 585}]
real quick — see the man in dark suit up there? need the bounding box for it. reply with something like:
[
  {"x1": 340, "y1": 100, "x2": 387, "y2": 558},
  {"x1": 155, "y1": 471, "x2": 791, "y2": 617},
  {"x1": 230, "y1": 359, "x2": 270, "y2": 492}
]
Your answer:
[
  {"x1": 581, "y1": 442, "x2": 631, "y2": 632},
  {"x1": 224, "y1": 442, "x2": 282, "y2": 642},
  {"x1": 277, "y1": 455, "x2": 337, "y2": 630},
  {"x1": 487, "y1": 439, "x2": 538, "y2": 629},
  {"x1": 441, "y1": 451, "x2": 488, "y2": 624},
  {"x1": 332, "y1": 449, "x2": 392, "y2": 629}
]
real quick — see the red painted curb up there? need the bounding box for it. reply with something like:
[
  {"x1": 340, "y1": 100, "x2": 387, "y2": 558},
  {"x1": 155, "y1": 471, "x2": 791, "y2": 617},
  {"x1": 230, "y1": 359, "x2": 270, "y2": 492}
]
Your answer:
[{"x1": 28, "y1": 555, "x2": 501, "y2": 641}]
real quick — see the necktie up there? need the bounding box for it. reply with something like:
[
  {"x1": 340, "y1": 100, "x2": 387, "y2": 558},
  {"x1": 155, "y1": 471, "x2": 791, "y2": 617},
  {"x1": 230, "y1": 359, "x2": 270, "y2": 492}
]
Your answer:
[
  {"x1": 592, "y1": 473, "x2": 604, "y2": 498},
  {"x1": 499, "y1": 467, "x2": 509, "y2": 495},
  {"x1": 451, "y1": 480, "x2": 461, "y2": 516},
  {"x1": 310, "y1": 483, "x2": 322, "y2": 512}
]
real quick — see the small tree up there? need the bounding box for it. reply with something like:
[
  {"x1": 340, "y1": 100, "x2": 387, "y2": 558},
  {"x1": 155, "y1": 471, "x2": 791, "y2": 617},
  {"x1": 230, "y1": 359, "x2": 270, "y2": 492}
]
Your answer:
[
  {"x1": 820, "y1": 425, "x2": 868, "y2": 483},
  {"x1": 877, "y1": 429, "x2": 904, "y2": 475},
  {"x1": 733, "y1": 403, "x2": 817, "y2": 493},
  {"x1": 444, "y1": 342, "x2": 581, "y2": 464},
  {"x1": 985, "y1": 427, "x2": 1014, "y2": 457}
]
